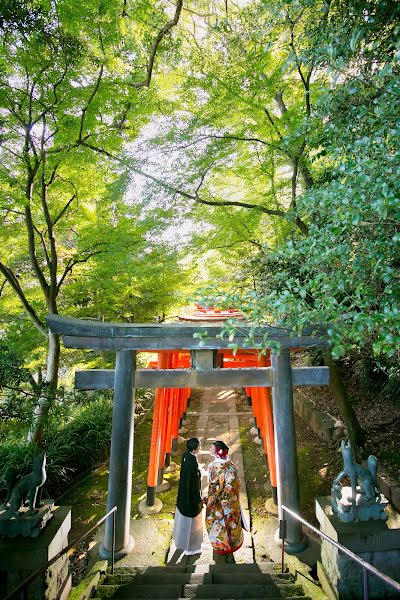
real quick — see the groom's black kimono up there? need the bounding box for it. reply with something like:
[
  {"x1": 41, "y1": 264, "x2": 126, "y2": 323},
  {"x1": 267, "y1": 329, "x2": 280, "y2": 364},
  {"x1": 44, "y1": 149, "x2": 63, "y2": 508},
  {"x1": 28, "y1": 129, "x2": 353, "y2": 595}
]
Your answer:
[{"x1": 176, "y1": 451, "x2": 202, "y2": 518}]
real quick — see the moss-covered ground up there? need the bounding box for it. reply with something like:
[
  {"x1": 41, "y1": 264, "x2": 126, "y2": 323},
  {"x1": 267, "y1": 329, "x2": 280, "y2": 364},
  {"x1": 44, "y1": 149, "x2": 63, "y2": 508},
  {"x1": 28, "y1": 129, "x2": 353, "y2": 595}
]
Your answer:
[{"x1": 236, "y1": 390, "x2": 333, "y2": 526}]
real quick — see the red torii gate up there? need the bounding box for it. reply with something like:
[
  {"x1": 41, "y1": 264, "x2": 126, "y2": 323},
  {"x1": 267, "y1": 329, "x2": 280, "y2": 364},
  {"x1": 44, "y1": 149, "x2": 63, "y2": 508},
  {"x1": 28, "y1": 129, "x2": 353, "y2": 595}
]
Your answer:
[{"x1": 145, "y1": 305, "x2": 277, "y2": 509}]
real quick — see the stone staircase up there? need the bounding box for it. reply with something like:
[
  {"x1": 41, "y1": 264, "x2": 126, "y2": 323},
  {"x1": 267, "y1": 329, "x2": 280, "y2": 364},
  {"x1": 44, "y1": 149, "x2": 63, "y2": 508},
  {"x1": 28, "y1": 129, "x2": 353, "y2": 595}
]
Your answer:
[{"x1": 93, "y1": 563, "x2": 312, "y2": 599}]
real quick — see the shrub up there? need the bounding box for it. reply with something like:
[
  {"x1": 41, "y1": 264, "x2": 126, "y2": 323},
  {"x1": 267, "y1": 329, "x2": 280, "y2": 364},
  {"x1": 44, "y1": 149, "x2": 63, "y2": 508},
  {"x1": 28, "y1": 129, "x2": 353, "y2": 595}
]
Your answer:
[{"x1": 0, "y1": 397, "x2": 113, "y2": 499}]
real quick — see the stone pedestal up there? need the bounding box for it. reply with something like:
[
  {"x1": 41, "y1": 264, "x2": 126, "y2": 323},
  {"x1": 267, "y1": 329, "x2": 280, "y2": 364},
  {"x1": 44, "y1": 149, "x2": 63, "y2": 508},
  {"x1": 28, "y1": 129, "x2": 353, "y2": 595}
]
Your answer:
[
  {"x1": 316, "y1": 496, "x2": 400, "y2": 599},
  {"x1": 0, "y1": 505, "x2": 71, "y2": 600}
]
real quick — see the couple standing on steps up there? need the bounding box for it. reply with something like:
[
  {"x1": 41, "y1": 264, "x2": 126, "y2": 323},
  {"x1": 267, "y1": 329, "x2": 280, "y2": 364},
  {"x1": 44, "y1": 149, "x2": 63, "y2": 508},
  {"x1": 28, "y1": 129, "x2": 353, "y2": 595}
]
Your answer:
[{"x1": 173, "y1": 437, "x2": 245, "y2": 563}]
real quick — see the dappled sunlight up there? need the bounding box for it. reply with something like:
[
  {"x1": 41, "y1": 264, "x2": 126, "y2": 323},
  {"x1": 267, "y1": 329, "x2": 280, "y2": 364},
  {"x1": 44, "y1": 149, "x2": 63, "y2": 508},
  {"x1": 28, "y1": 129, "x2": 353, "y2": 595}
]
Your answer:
[{"x1": 217, "y1": 390, "x2": 236, "y2": 400}]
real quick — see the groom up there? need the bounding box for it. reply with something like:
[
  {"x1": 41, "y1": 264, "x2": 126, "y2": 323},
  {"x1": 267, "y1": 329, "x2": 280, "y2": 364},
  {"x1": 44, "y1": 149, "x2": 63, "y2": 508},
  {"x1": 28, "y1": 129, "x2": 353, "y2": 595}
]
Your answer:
[{"x1": 173, "y1": 438, "x2": 203, "y2": 556}]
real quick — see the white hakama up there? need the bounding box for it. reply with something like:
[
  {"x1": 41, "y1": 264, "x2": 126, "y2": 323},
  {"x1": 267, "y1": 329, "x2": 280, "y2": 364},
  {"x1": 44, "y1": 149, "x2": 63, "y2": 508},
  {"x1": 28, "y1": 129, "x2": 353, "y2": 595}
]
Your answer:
[{"x1": 173, "y1": 507, "x2": 203, "y2": 555}]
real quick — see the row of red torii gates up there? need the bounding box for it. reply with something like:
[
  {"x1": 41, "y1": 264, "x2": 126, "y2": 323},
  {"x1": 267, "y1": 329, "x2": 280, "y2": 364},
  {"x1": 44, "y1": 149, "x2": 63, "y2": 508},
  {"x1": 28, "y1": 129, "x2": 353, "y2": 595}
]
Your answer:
[
  {"x1": 47, "y1": 306, "x2": 329, "y2": 560},
  {"x1": 144, "y1": 341, "x2": 277, "y2": 507}
]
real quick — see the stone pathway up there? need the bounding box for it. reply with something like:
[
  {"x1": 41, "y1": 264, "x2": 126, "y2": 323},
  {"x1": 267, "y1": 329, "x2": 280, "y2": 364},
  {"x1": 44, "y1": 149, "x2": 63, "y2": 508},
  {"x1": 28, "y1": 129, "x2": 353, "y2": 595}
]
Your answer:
[{"x1": 167, "y1": 387, "x2": 253, "y2": 565}]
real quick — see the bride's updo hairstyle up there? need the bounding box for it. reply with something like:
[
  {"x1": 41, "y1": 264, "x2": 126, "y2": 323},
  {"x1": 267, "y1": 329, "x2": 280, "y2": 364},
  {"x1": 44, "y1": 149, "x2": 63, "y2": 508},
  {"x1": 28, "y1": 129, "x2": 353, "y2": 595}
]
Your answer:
[{"x1": 213, "y1": 440, "x2": 229, "y2": 459}]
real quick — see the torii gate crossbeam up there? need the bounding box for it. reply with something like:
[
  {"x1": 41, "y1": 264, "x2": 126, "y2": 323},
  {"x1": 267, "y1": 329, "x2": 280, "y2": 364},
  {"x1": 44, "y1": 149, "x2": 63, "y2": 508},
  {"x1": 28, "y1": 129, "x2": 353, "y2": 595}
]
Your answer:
[{"x1": 47, "y1": 315, "x2": 329, "y2": 558}]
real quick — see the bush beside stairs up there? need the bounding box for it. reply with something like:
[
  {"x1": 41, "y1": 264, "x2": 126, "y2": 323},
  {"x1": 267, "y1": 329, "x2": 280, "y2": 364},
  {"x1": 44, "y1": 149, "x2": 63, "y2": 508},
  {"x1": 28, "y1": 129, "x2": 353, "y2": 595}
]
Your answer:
[{"x1": 92, "y1": 562, "x2": 313, "y2": 599}]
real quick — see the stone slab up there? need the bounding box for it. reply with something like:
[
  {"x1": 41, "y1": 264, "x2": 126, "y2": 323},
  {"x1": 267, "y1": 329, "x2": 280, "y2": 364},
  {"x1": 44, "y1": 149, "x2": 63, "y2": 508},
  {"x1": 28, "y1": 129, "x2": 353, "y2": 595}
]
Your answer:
[
  {"x1": 317, "y1": 560, "x2": 338, "y2": 600},
  {"x1": 139, "y1": 498, "x2": 163, "y2": 515},
  {"x1": 190, "y1": 387, "x2": 254, "y2": 565},
  {"x1": 321, "y1": 541, "x2": 400, "y2": 599},
  {"x1": 0, "y1": 505, "x2": 71, "y2": 568},
  {"x1": 0, "y1": 505, "x2": 71, "y2": 600},
  {"x1": 68, "y1": 561, "x2": 108, "y2": 600},
  {"x1": 316, "y1": 496, "x2": 400, "y2": 553}
]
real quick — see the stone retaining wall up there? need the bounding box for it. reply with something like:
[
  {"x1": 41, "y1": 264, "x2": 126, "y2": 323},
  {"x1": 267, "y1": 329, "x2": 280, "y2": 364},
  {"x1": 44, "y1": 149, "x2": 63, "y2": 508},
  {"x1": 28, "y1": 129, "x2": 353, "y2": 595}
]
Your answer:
[
  {"x1": 364, "y1": 464, "x2": 400, "y2": 513},
  {"x1": 293, "y1": 390, "x2": 345, "y2": 444}
]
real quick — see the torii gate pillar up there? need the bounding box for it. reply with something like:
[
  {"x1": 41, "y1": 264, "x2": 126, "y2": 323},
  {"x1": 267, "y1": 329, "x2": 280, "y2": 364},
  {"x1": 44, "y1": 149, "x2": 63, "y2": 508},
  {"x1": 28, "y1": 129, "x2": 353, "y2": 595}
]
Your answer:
[
  {"x1": 272, "y1": 349, "x2": 308, "y2": 553},
  {"x1": 99, "y1": 350, "x2": 136, "y2": 559}
]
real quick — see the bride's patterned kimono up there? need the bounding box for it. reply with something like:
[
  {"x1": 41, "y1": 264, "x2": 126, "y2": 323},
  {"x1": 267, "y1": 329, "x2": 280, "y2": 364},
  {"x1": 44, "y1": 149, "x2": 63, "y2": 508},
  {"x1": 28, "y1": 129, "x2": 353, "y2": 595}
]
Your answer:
[{"x1": 205, "y1": 457, "x2": 243, "y2": 554}]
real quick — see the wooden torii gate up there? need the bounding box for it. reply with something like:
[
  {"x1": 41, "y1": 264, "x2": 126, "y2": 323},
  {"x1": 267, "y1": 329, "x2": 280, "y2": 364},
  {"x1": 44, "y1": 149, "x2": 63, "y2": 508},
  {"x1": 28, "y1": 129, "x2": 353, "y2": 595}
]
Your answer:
[{"x1": 47, "y1": 315, "x2": 329, "y2": 559}]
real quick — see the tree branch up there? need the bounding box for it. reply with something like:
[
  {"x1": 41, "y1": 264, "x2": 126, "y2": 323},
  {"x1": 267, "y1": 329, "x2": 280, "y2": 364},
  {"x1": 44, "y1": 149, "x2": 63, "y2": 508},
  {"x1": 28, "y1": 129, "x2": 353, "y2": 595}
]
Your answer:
[
  {"x1": 56, "y1": 246, "x2": 110, "y2": 293},
  {"x1": 40, "y1": 119, "x2": 58, "y2": 306},
  {"x1": 79, "y1": 142, "x2": 309, "y2": 234},
  {"x1": 0, "y1": 279, "x2": 7, "y2": 297},
  {"x1": 132, "y1": 0, "x2": 183, "y2": 89},
  {"x1": 291, "y1": 155, "x2": 299, "y2": 207},
  {"x1": 288, "y1": 14, "x2": 312, "y2": 116},
  {"x1": 0, "y1": 262, "x2": 46, "y2": 334},
  {"x1": 193, "y1": 195, "x2": 285, "y2": 217},
  {"x1": 274, "y1": 91, "x2": 289, "y2": 117},
  {"x1": 264, "y1": 107, "x2": 284, "y2": 141},
  {"x1": 209, "y1": 134, "x2": 271, "y2": 146},
  {"x1": 78, "y1": 65, "x2": 104, "y2": 142},
  {"x1": 53, "y1": 194, "x2": 77, "y2": 226},
  {"x1": 24, "y1": 204, "x2": 50, "y2": 297},
  {"x1": 0, "y1": 384, "x2": 36, "y2": 398},
  {"x1": 34, "y1": 226, "x2": 51, "y2": 268}
]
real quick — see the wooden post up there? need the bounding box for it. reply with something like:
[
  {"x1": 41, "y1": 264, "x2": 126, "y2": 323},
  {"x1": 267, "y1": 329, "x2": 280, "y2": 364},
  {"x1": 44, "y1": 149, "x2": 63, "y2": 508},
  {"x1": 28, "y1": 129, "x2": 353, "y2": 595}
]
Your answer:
[
  {"x1": 271, "y1": 349, "x2": 308, "y2": 553},
  {"x1": 259, "y1": 354, "x2": 277, "y2": 503},
  {"x1": 164, "y1": 388, "x2": 173, "y2": 465},
  {"x1": 171, "y1": 388, "x2": 181, "y2": 451},
  {"x1": 146, "y1": 389, "x2": 164, "y2": 506},
  {"x1": 252, "y1": 387, "x2": 260, "y2": 437},
  {"x1": 146, "y1": 353, "x2": 169, "y2": 506},
  {"x1": 157, "y1": 388, "x2": 168, "y2": 484},
  {"x1": 99, "y1": 350, "x2": 136, "y2": 559},
  {"x1": 163, "y1": 352, "x2": 173, "y2": 466}
]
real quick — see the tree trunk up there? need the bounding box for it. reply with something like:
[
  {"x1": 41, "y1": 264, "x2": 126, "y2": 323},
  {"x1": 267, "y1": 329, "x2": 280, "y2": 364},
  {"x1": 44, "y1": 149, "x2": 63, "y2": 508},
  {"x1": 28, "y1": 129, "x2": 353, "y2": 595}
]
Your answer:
[
  {"x1": 27, "y1": 330, "x2": 60, "y2": 445},
  {"x1": 323, "y1": 350, "x2": 365, "y2": 460}
]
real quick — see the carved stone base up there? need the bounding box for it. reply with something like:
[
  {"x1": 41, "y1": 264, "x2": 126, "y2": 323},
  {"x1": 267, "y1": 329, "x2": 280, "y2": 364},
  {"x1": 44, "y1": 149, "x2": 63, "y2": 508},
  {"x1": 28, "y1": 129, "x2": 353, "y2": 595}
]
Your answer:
[
  {"x1": 332, "y1": 487, "x2": 388, "y2": 523},
  {"x1": 0, "y1": 499, "x2": 54, "y2": 538}
]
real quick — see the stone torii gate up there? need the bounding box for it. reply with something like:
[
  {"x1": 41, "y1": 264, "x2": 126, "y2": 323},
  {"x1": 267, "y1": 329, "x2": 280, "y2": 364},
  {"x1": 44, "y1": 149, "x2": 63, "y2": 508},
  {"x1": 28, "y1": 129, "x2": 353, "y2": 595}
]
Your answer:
[{"x1": 47, "y1": 315, "x2": 329, "y2": 559}]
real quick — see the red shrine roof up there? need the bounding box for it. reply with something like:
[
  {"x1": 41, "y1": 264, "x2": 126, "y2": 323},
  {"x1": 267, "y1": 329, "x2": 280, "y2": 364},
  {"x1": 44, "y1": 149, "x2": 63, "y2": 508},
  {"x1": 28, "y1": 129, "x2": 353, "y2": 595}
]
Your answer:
[{"x1": 178, "y1": 304, "x2": 242, "y2": 322}]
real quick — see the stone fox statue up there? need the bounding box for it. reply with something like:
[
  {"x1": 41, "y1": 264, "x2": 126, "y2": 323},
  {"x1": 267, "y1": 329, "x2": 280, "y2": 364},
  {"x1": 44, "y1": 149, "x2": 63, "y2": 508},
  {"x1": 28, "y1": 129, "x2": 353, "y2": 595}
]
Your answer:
[
  {"x1": 1, "y1": 467, "x2": 17, "y2": 508},
  {"x1": 7, "y1": 451, "x2": 47, "y2": 517},
  {"x1": 333, "y1": 440, "x2": 379, "y2": 508}
]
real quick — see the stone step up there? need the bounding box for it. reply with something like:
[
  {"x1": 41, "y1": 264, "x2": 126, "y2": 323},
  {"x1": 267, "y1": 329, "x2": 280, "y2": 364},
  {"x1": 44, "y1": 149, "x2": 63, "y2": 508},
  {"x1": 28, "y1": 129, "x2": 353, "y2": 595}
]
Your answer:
[
  {"x1": 112, "y1": 562, "x2": 280, "y2": 575},
  {"x1": 95, "y1": 584, "x2": 182, "y2": 598},
  {"x1": 110, "y1": 597, "x2": 311, "y2": 600},
  {"x1": 104, "y1": 572, "x2": 293, "y2": 586},
  {"x1": 113, "y1": 565, "x2": 187, "y2": 574},
  {"x1": 182, "y1": 583, "x2": 306, "y2": 598},
  {"x1": 96, "y1": 582, "x2": 307, "y2": 599},
  {"x1": 103, "y1": 573, "x2": 201, "y2": 586},
  {"x1": 187, "y1": 563, "x2": 280, "y2": 574},
  {"x1": 210, "y1": 573, "x2": 293, "y2": 585}
]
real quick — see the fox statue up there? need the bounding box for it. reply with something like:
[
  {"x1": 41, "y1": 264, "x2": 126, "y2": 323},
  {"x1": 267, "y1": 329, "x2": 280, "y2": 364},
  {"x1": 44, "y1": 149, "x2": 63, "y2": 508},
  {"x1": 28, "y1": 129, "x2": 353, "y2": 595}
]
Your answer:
[
  {"x1": 332, "y1": 440, "x2": 379, "y2": 510},
  {"x1": 6, "y1": 451, "x2": 47, "y2": 517}
]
